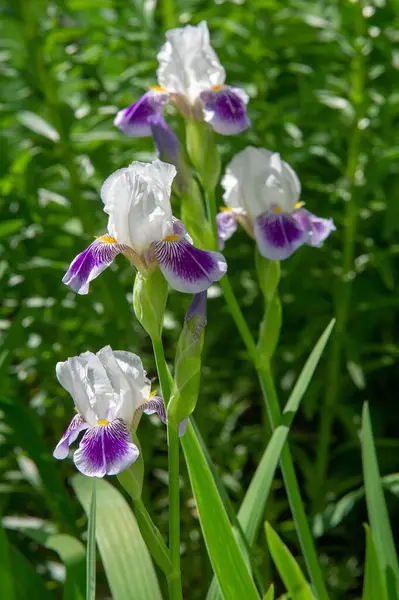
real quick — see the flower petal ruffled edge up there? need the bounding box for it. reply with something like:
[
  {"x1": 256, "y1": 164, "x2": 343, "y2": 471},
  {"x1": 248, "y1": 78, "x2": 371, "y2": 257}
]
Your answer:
[
  {"x1": 200, "y1": 86, "x2": 250, "y2": 136},
  {"x1": 53, "y1": 414, "x2": 89, "y2": 459},
  {"x1": 293, "y1": 208, "x2": 336, "y2": 247},
  {"x1": 114, "y1": 90, "x2": 169, "y2": 138},
  {"x1": 254, "y1": 211, "x2": 309, "y2": 260},
  {"x1": 62, "y1": 236, "x2": 128, "y2": 295},
  {"x1": 152, "y1": 236, "x2": 227, "y2": 293},
  {"x1": 73, "y1": 419, "x2": 139, "y2": 478}
]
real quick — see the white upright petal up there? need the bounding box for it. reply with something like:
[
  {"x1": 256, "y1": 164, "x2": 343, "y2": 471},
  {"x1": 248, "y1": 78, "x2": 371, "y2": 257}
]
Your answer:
[
  {"x1": 157, "y1": 21, "x2": 225, "y2": 103},
  {"x1": 56, "y1": 357, "x2": 97, "y2": 427},
  {"x1": 101, "y1": 160, "x2": 175, "y2": 255},
  {"x1": 222, "y1": 147, "x2": 301, "y2": 219},
  {"x1": 96, "y1": 347, "x2": 150, "y2": 426}
]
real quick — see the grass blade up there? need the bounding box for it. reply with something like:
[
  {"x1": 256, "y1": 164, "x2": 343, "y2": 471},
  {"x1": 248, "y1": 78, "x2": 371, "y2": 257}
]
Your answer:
[
  {"x1": 86, "y1": 480, "x2": 96, "y2": 600},
  {"x1": 265, "y1": 523, "x2": 316, "y2": 600},
  {"x1": 0, "y1": 523, "x2": 15, "y2": 600},
  {"x1": 182, "y1": 421, "x2": 260, "y2": 600},
  {"x1": 363, "y1": 524, "x2": 388, "y2": 600},
  {"x1": 361, "y1": 402, "x2": 399, "y2": 598},
  {"x1": 72, "y1": 475, "x2": 162, "y2": 600},
  {"x1": 263, "y1": 584, "x2": 275, "y2": 600}
]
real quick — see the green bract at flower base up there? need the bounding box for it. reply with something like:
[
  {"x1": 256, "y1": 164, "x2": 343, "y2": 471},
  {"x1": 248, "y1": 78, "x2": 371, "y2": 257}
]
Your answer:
[
  {"x1": 133, "y1": 268, "x2": 169, "y2": 340},
  {"x1": 168, "y1": 292, "x2": 207, "y2": 425}
]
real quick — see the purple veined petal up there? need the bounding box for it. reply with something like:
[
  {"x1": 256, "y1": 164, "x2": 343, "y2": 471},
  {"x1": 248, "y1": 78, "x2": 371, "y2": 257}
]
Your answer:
[
  {"x1": 53, "y1": 414, "x2": 89, "y2": 460},
  {"x1": 73, "y1": 419, "x2": 139, "y2": 478},
  {"x1": 293, "y1": 208, "x2": 336, "y2": 247},
  {"x1": 62, "y1": 235, "x2": 128, "y2": 295},
  {"x1": 200, "y1": 85, "x2": 250, "y2": 136},
  {"x1": 172, "y1": 217, "x2": 193, "y2": 244},
  {"x1": 114, "y1": 89, "x2": 169, "y2": 138},
  {"x1": 254, "y1": 211, "x2": 309, "y2": 261},
  {"x1": 216, "y1": 210, "x2": 238, "y2": 250},
  {"x1": 152, "y1": 235, "x2": 227, "y2": 293},
  {"x1": 142, "y1": 395, "x2": 187, "y2": 437}
]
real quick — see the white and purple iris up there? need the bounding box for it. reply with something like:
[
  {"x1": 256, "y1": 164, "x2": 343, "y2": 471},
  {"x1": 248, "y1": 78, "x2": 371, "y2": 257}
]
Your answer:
[
  {"x1": 114, "y1": 21, "x2": 250, "y2": 138},
  {"x1": 53, "y1": 345, "x2": 178, "y2": 477},
  {"x1": 218, "y1": 147, "x2": 335, "y2": 260},
  {"x1": 63, "y1": 160, "x2": 227, "y2": 295}
]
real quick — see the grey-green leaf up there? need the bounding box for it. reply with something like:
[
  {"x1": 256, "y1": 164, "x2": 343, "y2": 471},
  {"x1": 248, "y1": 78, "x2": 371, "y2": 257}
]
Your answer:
[{"x1": 362, "y1": 524, "x2": 388, "y2": 600}]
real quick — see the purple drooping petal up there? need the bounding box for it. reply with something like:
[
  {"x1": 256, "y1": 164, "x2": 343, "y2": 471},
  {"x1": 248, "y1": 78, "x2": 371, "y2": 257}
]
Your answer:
[
  {"x1": 152, "y1": 236, "x2": 227, "y2": 293},
  {"x1": 293, "y1": 208, "x2": 336, "y2": 247},
  {"x1": 53, "y1": 414, "x2": 89, "y2": 460},
  {"x1": 73, "y1": 419, "x2": 139, "y2": 478},
  {"x1": 216, "y1": 211, "x2": 238, "y2": 250},
  {"x1": 142, "y1": 395, "x2": 187, "y2": 437},
  {"x1": 148, "y1": 114, "x2": 180, "y2": 165},
  {"x1": 185, "y1": 291, "x2": 207, "y2": 341},
  {"x1": 62, "y1": 236, "x2": 126, "y2": 295},
  {"x1": 200, "y1": 86, "x2": 250, "y2": 136},
  {"x1": 114, "y1": 90, "x2": 169, "y2": 138},
  {"x1": 254, "y1": 211, "x2": 309, "y2": 260}
]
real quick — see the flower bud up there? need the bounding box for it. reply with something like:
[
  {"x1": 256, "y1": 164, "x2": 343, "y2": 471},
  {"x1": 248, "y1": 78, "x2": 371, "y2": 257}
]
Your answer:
[
  {"x1": 186, "y1": 121, "x2": 221, "y2": 193},
  {"x1": 167, "y1": 292, "x2": 207, "y2": 424},
  {"x1": 133, "y1": 267, "x2": 168, "y2": 339}
]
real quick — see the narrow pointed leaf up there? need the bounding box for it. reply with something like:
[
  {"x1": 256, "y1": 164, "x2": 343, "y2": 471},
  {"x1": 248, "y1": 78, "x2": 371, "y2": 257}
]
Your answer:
[
  {"x1": 182, "y1": 421, "x2": 260, "y2": 600},
  {"x1": 361, "y1": 403, "x2": 399, "y2": 598},
  {"x1": 0, "y1": 523, "x2": 14, "y2": 600},
  {"x1": 72, "y1": 475, "x2": 162, "y2": 600},
  {"x1": 362, "y1": 524, "x2": 388, "y2": 600},
  {"x1": 265, "y1": 523, "x2": 315, "y2": 600},
  {"x1": 86, "y1": 480, "x2": 96, "y2": 600},
  {"x1": 263, "y1": 584, "x2": 275, "y2": 600}
]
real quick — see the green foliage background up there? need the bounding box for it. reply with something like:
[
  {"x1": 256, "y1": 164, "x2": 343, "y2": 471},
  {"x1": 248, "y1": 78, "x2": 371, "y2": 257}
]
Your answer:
[{"x1": 1, "y1": 0, "x2": 398, "y2": 597}]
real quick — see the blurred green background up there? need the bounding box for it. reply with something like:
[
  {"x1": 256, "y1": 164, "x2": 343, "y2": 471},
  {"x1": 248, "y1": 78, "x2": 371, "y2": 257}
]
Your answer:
[{"x1": 1, "y1": 0, "x2": 398, "y2": 597}]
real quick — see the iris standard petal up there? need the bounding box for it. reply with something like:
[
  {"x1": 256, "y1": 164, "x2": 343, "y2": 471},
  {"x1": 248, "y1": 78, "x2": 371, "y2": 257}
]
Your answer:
[
  {"x1": 53, "y1": 414, "x2": 89, "y2": 460},
  {"x1": 152, "y1": 235, "x2": 227, "y2": 293},
  {"x1": 157, "y1": 21, "x2": 225, "y2": 103},
  {"x1": 114, "y1": 90, "x2": 169, "y2": 138},
  {"x1": 216, "y1": 210, "x2": 238, "y2": 250},
  {"x1": 142, "y1": 395, "x2": 187, "y2": 437},
  {"x1": 73, "y1": 419, "x2": 139, "y2": 478},
  {"x1": 254, "y1": 211, "x2": 309, "y2": 260},
  {"x1": 62, "y1": 235, "x2": 127, "y2": 295},
  {"x1": 293, "y1": 208, "x2": 336, "y2": 247},
  {"x1": 200, "y1": 86, "x2": 250, "y2": 135}
]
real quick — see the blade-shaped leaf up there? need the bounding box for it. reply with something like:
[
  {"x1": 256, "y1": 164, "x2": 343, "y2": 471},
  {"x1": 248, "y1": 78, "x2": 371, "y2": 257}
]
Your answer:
[
  {"x1": 361, "y1": 403, "x2": 399, "y2": 598},
  {"x1": 265, "y1": 523, "x2": 315, "y2": 600},
  {"x1": 182, "y1": 421, "x2": 260, "y2": 600},
  {"x1": 362, "y1": 524, "x2": 388, "y2": 600},
  {"x1": 0, "y1": 524, "x2": 15, "y2": 600},
  {"x1": 9, "y1": 543, "x2": 53, "y2": 600},
  {"x1": 207, "y1": 320, "x2": 334, "y2": 600},
  {"x1": 72, "y1": 475, "x2": 162, "y2": 600},
  {"x1": 86, "y1": 480, "x2": 96, "y2": 600},
  {"x1": 263, "y1": 584, "x2": 275, "y2": 600}
]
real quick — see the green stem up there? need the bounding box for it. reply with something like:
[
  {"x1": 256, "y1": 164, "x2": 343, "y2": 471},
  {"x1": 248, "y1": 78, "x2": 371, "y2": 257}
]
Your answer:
[
  {"x1": 314, "y1": 4, "x2": 366, "y2": 510},
  {"x1": 213, "y1": 234, "x2": 329, "y2": 599},
  {"x1": 134, "y1": 498, "x2": 173, "y2": 576},
  {"x1": 205, "y1": 188, "x2": 218, "y2": 248},
  {"x1": 151, "y1": 337, "x2": 183, "y2": 600}
]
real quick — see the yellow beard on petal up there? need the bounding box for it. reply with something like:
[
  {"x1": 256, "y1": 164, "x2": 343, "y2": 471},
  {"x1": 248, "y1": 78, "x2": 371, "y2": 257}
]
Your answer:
[
  {"x1": 294, "y1": 201, "x2": 305, "y2": 209},
  {"x1": 150, "y1": 85, "x2": 166, "y2": 92},
  {"x1": 163, "y1": 234, "x2": 182, "y2": 242},
  {"x1": 272, "y1": 206, "x2": 284, "y2": 214},
  {"x1": 97, "y1": 420, "x2": 110, "y2": 426},
  {"x1": 96, "y1": 234, "x2": 117, "y2": 244},
  {"x1": 211, "y1": 84, "x2": 224, "y2": 91}
]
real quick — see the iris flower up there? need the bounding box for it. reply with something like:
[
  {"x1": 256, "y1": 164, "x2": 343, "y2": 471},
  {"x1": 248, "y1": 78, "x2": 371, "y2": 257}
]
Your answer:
[
  {"x1": 114, "y1": 21, "x2": 250, "y2": 138},
  {"x1": 53, "y1": 345, "x2": 176, "y2": 477},
  {"x1": 63, "y1": 160, "x2": 227, "y2": 294},
  {"x1": 218, "y1": 147, "x2": 335, "y2": 260}
]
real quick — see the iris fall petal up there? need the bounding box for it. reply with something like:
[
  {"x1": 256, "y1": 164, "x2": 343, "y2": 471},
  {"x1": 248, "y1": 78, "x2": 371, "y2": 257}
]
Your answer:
[
  {"x1": 200, "y1": 86, "x2": 250, "y2": 135},
  {"x1": 114, "y1": 90, "x2": 169, "y2": 138},
  {"x1": 254, "y1": 212, "x2": 309, "y2": 260}
]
